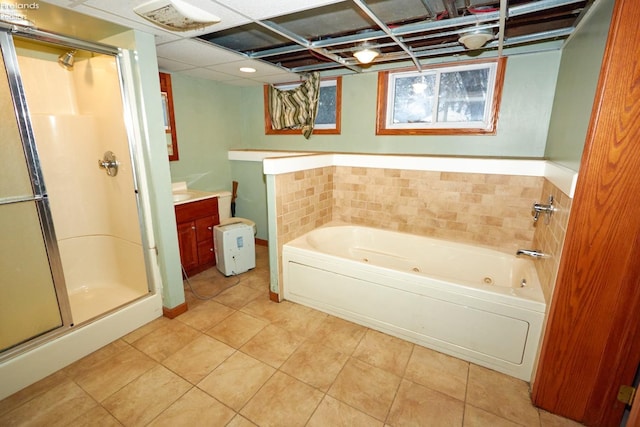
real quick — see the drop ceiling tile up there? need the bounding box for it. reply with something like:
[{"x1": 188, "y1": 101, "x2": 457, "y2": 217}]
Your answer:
[
  {"x1": 212, "y1": 0, "x2": 346, "y2": 21},
  {"x1": 157, "y1": 57, "x2": 195, "y2": 72},
  {"x1": 80, "y1": 1, "x2": 166, "y2": 28},
  {"x1": 206, "y1": 59, "x2": 287, "y2": 78},
  {"x1": 219, "y1": 78, "x2": 264, "y2": 87},
  {"x1": 179, "y1": 67, "x2": 238, "y2": 81},
  {"x1": 147, "y1": 31, "x2": 183, "y2": 46},
  {"x1": 156, "y1": 39, "x2": 245, "y2": 67},
  {"x1": 72, "y1": 4, "x2": 172, "y2": 35},
  {"x1": 260, "y1": 73, "x2": 302, "y2": 85}
]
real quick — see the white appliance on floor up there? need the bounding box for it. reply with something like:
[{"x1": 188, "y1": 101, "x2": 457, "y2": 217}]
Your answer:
[{"x1": 214, "y1": 223, "x2": 255, "y2": 276}]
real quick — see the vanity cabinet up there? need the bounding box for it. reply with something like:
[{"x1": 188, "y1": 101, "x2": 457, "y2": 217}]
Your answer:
[{"x1": 175, "y1": 197, "x2": 219, "y2": 277}]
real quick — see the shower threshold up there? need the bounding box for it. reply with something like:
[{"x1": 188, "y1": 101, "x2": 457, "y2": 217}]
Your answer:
[{"x1": 69, "y1": 284, "x2": 149, "y2": 325}]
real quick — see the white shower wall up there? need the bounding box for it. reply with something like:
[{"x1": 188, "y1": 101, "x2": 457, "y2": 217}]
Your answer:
[{"x1": 17, "y1": 49, "x2": 149, "y2": 324}]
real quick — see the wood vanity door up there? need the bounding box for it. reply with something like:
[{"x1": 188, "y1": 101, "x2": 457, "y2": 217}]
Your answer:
[
  {"x1": 195, "y1": 216, "x2": 215, "y2": 265},
  {"x1": 176, "y1": 221, "x2": 198, "y2": 272},
  {"x1": 175, "y1": 197, "x2": 219, "y2": 277}
]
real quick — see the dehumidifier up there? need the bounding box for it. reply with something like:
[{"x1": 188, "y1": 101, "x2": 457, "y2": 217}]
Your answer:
[{"x1": 213, "y1": 222, "x2": 255, "y2": 276}]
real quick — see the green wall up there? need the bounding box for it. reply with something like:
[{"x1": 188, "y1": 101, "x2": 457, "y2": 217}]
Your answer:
[
  {"x1": 543, "y1": 0, "x2": 614, "y2": 171},
  {"x1": 237, "y1": 50, "x2": 561, "y2": 157},
  {"x1": 229, "y1": 160, "x2": 267, "y2": 240},
  {"x1": 168, "y1": 73, "x2": 243, "y2": 193}
]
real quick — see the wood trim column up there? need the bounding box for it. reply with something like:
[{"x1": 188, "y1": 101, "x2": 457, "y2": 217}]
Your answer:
[{"x1": 532, "y1": 0, "x2": 640, "y2": 425}]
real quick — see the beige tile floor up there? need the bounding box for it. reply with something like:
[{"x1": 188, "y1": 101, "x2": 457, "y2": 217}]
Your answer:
[{"x1": 0, "y1": 245, "x2": 584, "y2": 426}]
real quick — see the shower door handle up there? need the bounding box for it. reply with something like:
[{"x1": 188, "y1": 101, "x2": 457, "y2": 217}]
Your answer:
[{"x1": 98, "y1": 151, "x2": 120, "y2": 177}]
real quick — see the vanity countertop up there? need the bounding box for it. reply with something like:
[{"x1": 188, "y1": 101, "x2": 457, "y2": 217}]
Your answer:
[
  {"x1": 171, "y1": 182, "x2": 217, "y2": 206},
  {"x1": 172, "y1": 189, "x2": 217, "y2": 205}
]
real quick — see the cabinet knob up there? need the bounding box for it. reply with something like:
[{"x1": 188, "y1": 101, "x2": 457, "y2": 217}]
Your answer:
[
  {"x1": 210, "y1": 248, "x2": 213, "y2": 252},
  {"x1": 208, "y1": 226, "x2": 212, "y2": 230},
  {"x1": 191, "y1": 226, "x2": 196, "y2": 230}
]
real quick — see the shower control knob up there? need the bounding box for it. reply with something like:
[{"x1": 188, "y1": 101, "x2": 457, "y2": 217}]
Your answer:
[{"x1": 98, "y1": 151, "x2": 120, "y2": 177}]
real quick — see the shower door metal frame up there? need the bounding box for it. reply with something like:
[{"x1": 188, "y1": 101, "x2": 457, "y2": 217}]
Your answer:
[
  {"x1": 0, "y1": 24, "x2": 156, "y2": 360},
  {"x1": 0, "y1": 30, "x2": 73, "y2": 356}
]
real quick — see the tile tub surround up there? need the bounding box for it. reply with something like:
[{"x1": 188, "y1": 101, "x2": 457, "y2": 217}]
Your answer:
[
  {"x1": 259, "y1": 153, "x2": 578, "y2": 300},
  {"x1": 533, "y1": 180, "x2": 573, "y2": 303},
  {"x1": 273, "y1": 165, "x2": 542, "y2": 268},
  {"x1": 275, "y1": 167, "x2": 334, "y2": 245},
  {"x1": 275, "y1": 167, "x2": 334, "y2": 295},
  {"x1": 272, "y1": 166, "x2": 545, "y2": 302}
]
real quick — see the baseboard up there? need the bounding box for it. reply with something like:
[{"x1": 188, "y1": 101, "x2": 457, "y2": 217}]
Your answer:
[
  {"x1": 255, "y1": 238, "x2": 268, "y2": 246},
  {"x1": 162, "y1": 302, "x2": 188, "y2": 319},
  {"x1": 269, "y1": 291, "x2": 280, "y2": 302}
]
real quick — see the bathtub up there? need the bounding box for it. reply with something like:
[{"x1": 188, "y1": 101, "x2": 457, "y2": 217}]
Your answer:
[{"x1": 282, "y1": 223, "x2": 547, "y2": 381}]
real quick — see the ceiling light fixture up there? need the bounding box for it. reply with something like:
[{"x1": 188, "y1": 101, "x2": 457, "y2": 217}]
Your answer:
[
  {"x1": 134, "y1": 0, "x2": 221, "y2": 31},
  {"x1": 239, "y1": 67, "x2": 256, "y2": 73},
  {"x1": 458, "y1": 29, "x2": 494, "y2": 50},
  {"x1": 353, "y1": 43, "x2": 380, "y2": 64}
]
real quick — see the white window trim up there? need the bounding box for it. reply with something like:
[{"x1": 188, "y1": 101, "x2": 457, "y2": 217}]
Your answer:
[
  {"x1": 386, "y1": 62, "x2": 497, "y2": 130},
  {"x1": 376, "y1": 58, "x2": 506, "y2": 135}
]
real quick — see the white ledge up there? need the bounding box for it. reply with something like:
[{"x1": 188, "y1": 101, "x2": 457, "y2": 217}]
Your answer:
[
  {"x1": 228, "y1": 150, "x2": 578, "y2": 198},
  {"x1": 544, "y1": 161, "x2": 579, "y2": 198}
]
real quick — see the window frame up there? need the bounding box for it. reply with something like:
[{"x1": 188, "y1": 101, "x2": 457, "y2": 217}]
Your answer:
[
  {"x1": 264, "y1": 76, "x2": 341, "y2": 135},
  {"x1": 376, "y1": 57, "x2": 506, "y2": 135}
]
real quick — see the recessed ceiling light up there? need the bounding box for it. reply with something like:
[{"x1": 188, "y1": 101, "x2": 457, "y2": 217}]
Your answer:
[{"x1": 240, "y1": 67, "x2": 256, "y2": 73}]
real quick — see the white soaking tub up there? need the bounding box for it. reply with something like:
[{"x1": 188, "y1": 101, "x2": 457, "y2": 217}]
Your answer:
[{"x1": 282, "y1": 223, "x2": 547, "y2": 381}]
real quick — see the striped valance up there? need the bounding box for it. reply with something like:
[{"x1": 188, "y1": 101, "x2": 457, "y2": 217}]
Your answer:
[{"x1": 268, "y1": 72, "x2": 320, "y2": 139}]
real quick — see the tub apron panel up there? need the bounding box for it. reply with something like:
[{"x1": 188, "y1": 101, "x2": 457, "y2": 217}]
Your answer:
[{"x1": 282, "y1": 225, "x2": 546, "y2": 381}]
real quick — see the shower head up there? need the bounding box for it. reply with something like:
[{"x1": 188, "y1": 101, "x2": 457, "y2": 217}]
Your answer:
[{"x1": 58, "y1": 50, "x2": 76, "y2": 70}]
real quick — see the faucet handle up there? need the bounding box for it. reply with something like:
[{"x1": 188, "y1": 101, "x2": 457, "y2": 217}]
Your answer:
[
  {"x1": 531, "y1": 195, "x2": 554, "y2": 224},
  {"x1": 531, "y1": 204, "x2": 541, "y2": 222}
]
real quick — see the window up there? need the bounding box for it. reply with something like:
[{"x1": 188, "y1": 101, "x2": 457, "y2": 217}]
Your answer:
[
  {"x1": 376, "y1": 58, "x2": 506, "y2": 135},
  {"x1": 264, "y1": 76, "x2": 341, "y2": 135}
]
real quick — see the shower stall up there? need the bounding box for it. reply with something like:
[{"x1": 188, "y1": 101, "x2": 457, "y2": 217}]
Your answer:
[{"x1": 0, "y1": 26, "x2": 162, "y2": 398}]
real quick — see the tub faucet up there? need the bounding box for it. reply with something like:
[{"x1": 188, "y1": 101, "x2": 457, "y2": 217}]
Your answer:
[
  {"x1": 516, "y1": 249, "x2": 548, "y2": 259},
  {"x1": 531, "y1": 195, "x2": 555, "y2": 224}
]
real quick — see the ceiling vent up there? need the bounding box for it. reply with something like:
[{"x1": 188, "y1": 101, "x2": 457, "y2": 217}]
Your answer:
[{"x1": 134, "y1": 0, "x2": 220, "y2": 31}]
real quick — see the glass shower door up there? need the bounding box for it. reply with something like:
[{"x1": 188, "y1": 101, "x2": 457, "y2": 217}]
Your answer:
[{"x1": 0, "y1": 33, "x2": 68, "y2": 353}]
